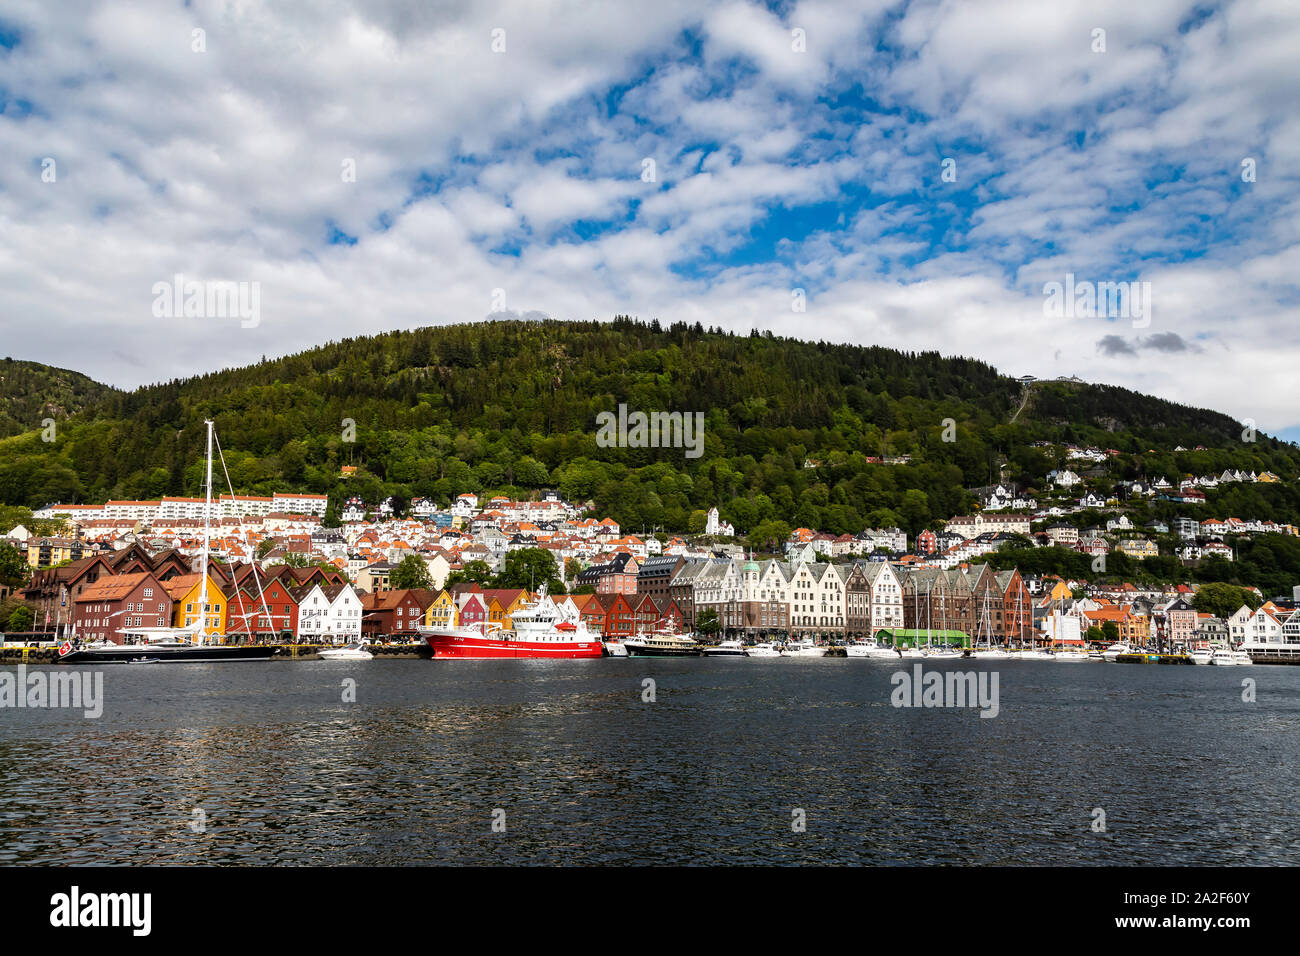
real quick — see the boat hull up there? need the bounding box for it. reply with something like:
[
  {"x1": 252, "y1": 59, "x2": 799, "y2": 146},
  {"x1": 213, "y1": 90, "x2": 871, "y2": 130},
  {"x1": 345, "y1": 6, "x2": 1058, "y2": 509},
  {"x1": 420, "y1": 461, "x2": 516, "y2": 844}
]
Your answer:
[
  {"x1": 423, "y1": 632, "x2": 603, "y2": 659},
  {"x1": 846, "y1": 645, "x2": 901, "y2": 659},
  {"x1": 59, "y1": 644, "x2": 277, "y2": 664},
  {"x1": 625, "y1": 644, "x2": 701, "y2": 657}
]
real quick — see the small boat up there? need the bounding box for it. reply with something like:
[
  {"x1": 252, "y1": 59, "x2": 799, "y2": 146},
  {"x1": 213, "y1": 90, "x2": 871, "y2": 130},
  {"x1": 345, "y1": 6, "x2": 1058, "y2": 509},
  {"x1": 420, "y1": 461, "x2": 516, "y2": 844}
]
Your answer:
[
  {"x1": 127, "y1": 658, "x2": 162, "y2": 664},
  {"x1": 1210, "y1": 646, "x2": 1252, "y2": 666},
  {"x1": 782, "y1": 639, "x2": 826, "y2": 658},
  {"x1": 1012, "y1": 647, "x2": 1056, "y2": 661},
  {"x1": 1102, "y1": 642, "x2": 1133, "y2": 662},
  {"x1": 969, "y1": 647, "x2": 1012, "y2": 660},
  {"x1": 701, "y1": 639, "x2": 747, "y2": 657},
  {"x1": 603, "y1": 640, "x2": 629, "y2": 657},
  {"x1": 924, "y1": 646, "x2": 963, "y2": 660},
  {"x1": 1190, "y1": 646, "x2": 1215, "y2": 665},
  {"x1": 1049, "y1": 647, "x2": 1091, "y2": 662},
  {"x1": 845, "y1": 641, "x2": 900, "y2": 659},
  {"x1": 745, "y1": 642, "x2": 783, "y2": 658},
  {"x1": 318, "y1": 642, "x2": 373, "y2": 660}
]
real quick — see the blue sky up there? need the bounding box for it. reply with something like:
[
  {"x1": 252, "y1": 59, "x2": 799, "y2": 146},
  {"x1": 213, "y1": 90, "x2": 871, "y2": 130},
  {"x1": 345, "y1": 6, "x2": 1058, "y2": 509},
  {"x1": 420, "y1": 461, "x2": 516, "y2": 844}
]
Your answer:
[{"x1": 1, "y1": 0, "x2": 1297, "y2": 439}]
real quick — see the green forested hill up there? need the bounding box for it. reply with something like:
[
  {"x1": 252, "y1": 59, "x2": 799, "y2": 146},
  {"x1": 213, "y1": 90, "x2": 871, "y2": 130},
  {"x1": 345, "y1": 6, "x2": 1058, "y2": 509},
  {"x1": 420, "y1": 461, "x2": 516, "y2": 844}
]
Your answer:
[
  {"x1": 0, "y1": 318, "x2": 1295, "y2": 537},
  {"x1": 0, "y1": 357, "x2": 120, "y2": 439}
]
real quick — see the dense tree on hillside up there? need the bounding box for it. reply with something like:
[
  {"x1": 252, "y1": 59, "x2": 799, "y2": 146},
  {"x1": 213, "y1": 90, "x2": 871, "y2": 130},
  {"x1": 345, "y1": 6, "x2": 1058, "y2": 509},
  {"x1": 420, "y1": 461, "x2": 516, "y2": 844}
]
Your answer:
[
  {"x1": 0, "y1": 319, "x2": 1295, "y2": 551},
  {"x1": 0, "y1": 357, "x2": 119, "y2": 438}
]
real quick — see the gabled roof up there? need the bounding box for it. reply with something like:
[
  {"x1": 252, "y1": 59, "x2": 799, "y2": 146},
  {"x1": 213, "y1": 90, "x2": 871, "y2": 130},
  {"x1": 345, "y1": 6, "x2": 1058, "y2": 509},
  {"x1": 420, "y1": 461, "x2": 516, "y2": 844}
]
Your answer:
[{"x1": 75, "y1": 572, "x2": 157, "y2": 603}]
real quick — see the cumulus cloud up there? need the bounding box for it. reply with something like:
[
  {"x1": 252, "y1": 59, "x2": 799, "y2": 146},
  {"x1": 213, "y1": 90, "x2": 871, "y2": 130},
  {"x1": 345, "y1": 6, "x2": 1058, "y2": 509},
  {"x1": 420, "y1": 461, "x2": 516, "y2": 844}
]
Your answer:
[{"x1": 0, "y1": 0, "x2": 1297, "y2": 437}]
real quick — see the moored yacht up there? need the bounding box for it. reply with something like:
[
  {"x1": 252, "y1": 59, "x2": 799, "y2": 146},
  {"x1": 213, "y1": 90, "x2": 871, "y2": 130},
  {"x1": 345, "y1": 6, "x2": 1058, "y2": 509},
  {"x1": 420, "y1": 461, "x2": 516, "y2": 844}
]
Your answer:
[
  {"x1": 624, "y1": 625, "x2": 702, "y2": 657},
  {"x1": 317, "y1": 642, "x2": 374, "y2": 661},
  {"x1": 845, "y1": 641, "x2": 900, "y2": 659},
  {"x1": 1190, "y1": 646, "x2": 1215, "y2": 665},
  {"x1": 744, "y1": 641, "x2": 783, "y2": 657},
  {"x1": 701, "y1": 639, "x2": 748, "y2": 657},
  {"x1": 1209, "y1": 645, "x2": 1252, "y2": 665},
  {"x1": 781, "y1": 639, "x2": 827, "y2": 658},
  {"x1": 1102, "y1": 641, "x2": 1133, "y2": 662}
]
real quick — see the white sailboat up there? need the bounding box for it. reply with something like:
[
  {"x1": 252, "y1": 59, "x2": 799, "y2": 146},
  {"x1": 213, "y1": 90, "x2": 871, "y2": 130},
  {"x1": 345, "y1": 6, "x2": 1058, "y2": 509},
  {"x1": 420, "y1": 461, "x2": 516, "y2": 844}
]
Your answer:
[
  {"x1": 59, "y1": 421, "x2": 277, "y2": 664},
  {"x1": 969, "y1": 585, "x2": 1009, "y2": 659}
]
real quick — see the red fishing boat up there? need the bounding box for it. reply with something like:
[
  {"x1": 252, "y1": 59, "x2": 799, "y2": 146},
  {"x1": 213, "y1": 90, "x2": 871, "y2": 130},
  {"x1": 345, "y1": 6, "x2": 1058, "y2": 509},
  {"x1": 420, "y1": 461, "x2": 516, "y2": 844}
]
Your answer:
[{"x1": 417, "y1": 586, "x2": 603, "y2": 659}]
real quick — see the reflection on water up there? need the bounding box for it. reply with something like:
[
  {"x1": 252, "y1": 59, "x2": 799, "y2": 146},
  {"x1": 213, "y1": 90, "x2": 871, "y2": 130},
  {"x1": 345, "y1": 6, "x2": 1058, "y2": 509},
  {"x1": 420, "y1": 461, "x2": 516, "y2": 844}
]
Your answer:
[{"x1": 1, "y1": 658, "x2": 1298, "y2": 864}]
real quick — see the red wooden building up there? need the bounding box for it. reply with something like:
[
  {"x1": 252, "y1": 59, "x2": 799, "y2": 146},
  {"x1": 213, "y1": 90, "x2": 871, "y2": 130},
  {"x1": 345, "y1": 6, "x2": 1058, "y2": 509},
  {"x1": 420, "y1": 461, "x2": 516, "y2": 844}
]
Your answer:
[{"x1": 72, "y1": 572, "x2": 173, "y2": 645}]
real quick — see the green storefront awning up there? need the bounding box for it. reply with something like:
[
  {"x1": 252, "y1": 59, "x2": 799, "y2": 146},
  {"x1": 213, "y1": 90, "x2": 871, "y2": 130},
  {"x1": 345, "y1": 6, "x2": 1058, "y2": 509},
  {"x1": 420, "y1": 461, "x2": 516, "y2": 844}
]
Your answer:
[{"x1": 877, "y1": 628, "x2": 971, "y2": 647}]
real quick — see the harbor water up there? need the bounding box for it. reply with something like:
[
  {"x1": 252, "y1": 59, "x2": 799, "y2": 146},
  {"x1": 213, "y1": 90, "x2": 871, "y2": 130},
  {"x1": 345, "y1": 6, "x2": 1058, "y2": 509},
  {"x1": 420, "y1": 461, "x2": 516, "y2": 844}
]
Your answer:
[{"x1": 1, "y1": 658, "x2": 1297, "y2": 865}]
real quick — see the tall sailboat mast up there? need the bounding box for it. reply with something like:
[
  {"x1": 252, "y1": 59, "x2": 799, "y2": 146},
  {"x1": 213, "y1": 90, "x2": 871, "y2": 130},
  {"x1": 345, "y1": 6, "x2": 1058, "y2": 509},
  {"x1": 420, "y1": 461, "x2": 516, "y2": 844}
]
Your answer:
[{"x1": 198, "y1": 419, "x2": 213, "y2": 646}]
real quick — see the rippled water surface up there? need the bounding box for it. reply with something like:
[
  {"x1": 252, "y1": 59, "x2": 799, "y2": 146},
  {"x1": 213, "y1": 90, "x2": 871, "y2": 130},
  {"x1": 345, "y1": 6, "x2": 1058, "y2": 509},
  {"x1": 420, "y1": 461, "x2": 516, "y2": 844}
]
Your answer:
[{"x1": 2, "y1": 658, "x2": 1298, "y2": 864}]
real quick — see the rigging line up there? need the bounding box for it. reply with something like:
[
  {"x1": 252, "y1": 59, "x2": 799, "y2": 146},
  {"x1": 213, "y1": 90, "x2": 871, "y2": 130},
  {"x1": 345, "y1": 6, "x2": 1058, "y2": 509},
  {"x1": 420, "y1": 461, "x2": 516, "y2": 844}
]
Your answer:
[{"x1": 214, "y1": 431, "x2": 276, "y2": 637}]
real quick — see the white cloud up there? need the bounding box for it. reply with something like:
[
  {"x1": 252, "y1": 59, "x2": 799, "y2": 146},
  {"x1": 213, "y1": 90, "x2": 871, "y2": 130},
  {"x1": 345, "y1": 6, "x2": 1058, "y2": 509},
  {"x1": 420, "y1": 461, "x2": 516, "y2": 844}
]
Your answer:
[{"x1": 0, "y1": 0, "x2": 1298, "y2": 439}]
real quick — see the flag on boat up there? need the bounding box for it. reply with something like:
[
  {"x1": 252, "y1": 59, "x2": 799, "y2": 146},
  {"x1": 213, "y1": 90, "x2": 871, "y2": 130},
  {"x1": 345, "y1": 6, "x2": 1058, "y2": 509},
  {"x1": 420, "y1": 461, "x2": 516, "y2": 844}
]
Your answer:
[{"x1": 58, "y1": 641, "x2": 73, "y2": 657}]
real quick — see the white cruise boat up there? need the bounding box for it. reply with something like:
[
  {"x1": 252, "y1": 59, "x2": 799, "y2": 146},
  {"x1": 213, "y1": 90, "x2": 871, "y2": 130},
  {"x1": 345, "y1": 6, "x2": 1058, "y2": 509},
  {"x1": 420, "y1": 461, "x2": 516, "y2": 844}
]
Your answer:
[
  {"x1": 624, "y1": 624, "x2": 701, "y2": 657},
  {"x1": 318, "y1": 642, "x2": 373, "y2": 661},
  {"x1": 845, "y1": 641, "x2": 900, "y2": 659},
  {"x1": 1231, "y1": 648, "x2": 1253, "y2": 665},
  {"x1": 782, "y1": 639, "x2": 826, "y2": 658},
  {"x1": 1190, "y1": 646, "x2": 1215, "y2": 665},
  {"x1": 745, "y1": 641, "x2": 783, "y2": 657},
  {"x1": 702, "y1": 639, "x2": 748, "y2": 657},
  {"x1": 603, "y1": 639, "x2": 629, "y2": 657}
]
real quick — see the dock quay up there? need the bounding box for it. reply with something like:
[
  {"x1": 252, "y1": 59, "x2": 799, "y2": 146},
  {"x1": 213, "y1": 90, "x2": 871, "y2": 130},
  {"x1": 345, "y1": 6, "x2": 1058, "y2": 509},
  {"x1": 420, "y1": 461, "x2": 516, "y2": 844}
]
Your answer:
[
  {"x1": 1246, "y1": 647, "x2": 1300, "y2": 665},
  {"x1": 1114, "y1": 653, "x2": 1194, "y2": 664}
]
